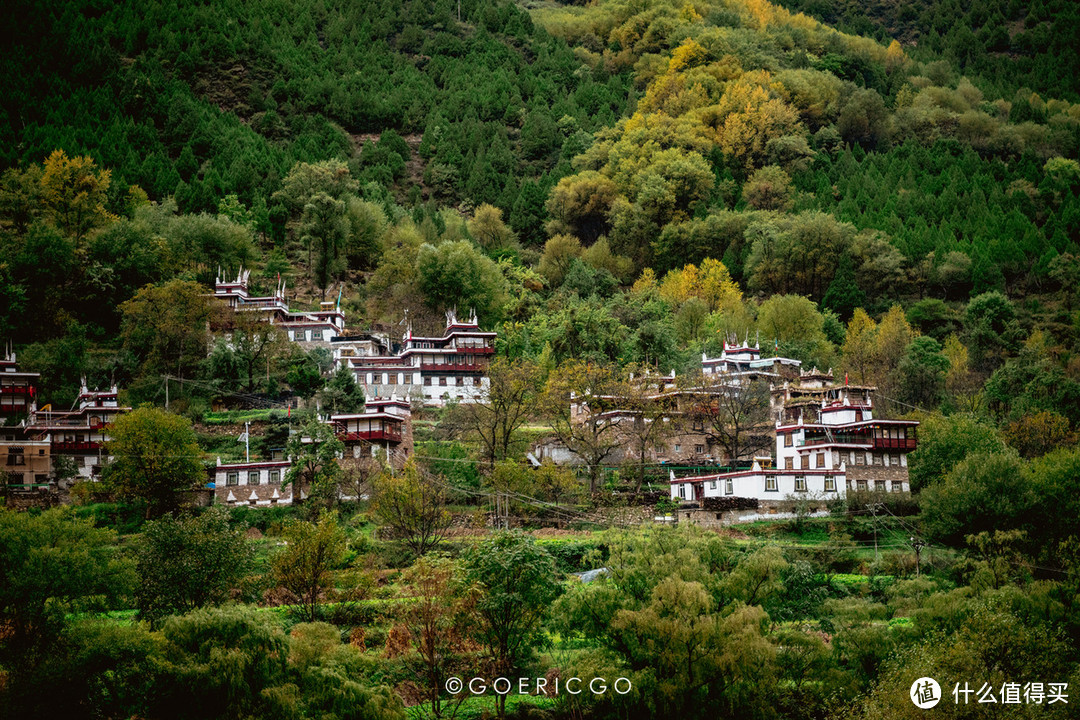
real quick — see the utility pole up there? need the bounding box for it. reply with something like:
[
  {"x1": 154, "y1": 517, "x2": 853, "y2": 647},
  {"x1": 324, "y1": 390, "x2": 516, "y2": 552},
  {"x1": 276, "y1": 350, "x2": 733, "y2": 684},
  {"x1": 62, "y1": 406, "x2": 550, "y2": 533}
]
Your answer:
[
  {"x1": 238, "y1": 421, "x2": 251, "y2": 463},
  {"x1": 911, "y1": 536, "x2": 926, "y2": 576}
]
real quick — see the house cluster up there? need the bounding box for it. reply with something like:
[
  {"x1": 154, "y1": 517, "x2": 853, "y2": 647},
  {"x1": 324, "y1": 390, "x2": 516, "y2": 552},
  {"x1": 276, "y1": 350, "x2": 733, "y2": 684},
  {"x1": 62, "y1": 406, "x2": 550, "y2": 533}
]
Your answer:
[
  {"x1": 668, "y1": 390, "x2": 917, "y2": 507},
  {"x1": 212, "y1": 267, "x2": 347, "y2": 344},
  {"x1": 208, "y1": 397, "x2": 415, "y2": 507},
  {"x1": 212, "y1": 273, "x2": 498, "y2": 408},
  {"x1": 530, "y1": 338, "x2": 919, "y2": 518},
  {"x1": 673, "y1": 343, "x2": 918, "y2": 513},
  {"x1": 2, "y1": 349, "x2": 131, "y2": 490},
  {"x1": 335, "y1": 309, "x2": 496, "y2": 406},
  {"x1": 205, "y1": 273, "x2": 499, "y2": 506}
]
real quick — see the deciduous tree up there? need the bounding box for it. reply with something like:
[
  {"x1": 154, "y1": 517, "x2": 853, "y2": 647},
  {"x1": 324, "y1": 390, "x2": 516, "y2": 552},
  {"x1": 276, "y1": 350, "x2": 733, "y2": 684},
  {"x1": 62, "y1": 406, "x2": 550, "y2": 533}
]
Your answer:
[
  {"x1": 136, "y1": 506, "x2": 252, "y2": 627},
  {"x1": 462, "y1": 531, "x2": 560, "y2": 718},
  {"x1": 371, "y1": 459, "x2": 452, "y2": 557},
  {"x1": 543, "y1": 360, "x2": 627, "y2": 493},
  {"x1": 271, "y1": 514, "x2": 348, "y2": 622},
  {"x1": 103, "y1": 407, "x2": 206, "y2": 517},
  {"x1": 449, "y1": 357, "x2": 541, "y2": 466}
]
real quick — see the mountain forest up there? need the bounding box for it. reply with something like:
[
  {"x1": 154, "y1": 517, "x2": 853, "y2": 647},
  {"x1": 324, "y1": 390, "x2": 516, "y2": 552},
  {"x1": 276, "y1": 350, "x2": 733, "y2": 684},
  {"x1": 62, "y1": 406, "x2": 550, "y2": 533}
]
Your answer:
[{"x1": 2, "y1": 0, "x2": 1080, "y2": 718}]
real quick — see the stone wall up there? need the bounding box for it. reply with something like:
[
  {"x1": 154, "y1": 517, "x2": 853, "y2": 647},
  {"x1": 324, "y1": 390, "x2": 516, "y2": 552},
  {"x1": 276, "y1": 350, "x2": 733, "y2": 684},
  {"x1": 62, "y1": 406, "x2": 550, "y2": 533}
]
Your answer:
[{"x1": 846, "y1": 464, "x2": 909, "y2": 492}]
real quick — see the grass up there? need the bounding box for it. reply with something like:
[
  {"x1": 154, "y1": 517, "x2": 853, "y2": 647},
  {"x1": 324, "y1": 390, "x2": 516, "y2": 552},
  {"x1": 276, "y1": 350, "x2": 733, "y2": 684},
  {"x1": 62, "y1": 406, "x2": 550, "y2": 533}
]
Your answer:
[
  {"x1": 202, "y1": 409, "x2": 284, "y2": 425},
  {"x1": 406, "y1": 693, "x2": 557, "y2": 720}
]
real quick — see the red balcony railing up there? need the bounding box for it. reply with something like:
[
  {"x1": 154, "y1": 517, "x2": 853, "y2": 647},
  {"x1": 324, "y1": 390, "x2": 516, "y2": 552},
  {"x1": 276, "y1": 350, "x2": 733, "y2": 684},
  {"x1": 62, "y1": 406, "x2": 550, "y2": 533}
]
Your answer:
[
  {"x1": 0, "y1": 386, "x2": 33, "y2": 395},
  {"x1": 51, "y1": 440, "x2": 102, "y2": 452},
  {"x1": 873, "y1": 438, "x2": 917, "y2": 450},
  {"x1": 338, "y1": 430, "x2": 402, "y2": 443}
]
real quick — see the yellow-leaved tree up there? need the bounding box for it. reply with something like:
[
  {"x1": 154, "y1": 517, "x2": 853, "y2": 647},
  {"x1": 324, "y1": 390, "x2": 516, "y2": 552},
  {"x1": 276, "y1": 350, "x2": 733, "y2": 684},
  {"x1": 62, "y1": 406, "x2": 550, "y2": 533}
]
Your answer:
[{"x1": 39, "y1": 149, "x2": 113, "y2": 244}]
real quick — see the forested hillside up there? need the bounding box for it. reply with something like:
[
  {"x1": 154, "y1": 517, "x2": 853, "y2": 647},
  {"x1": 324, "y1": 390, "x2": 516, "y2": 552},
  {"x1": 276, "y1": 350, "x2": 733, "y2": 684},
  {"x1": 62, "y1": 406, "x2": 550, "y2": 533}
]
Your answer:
[
  {"x1": 2, "y1": 0, "x2": 634, "y2": 222},
  {"x1": 774, "y1": 0, "x2": 1080, "y2": 102}
]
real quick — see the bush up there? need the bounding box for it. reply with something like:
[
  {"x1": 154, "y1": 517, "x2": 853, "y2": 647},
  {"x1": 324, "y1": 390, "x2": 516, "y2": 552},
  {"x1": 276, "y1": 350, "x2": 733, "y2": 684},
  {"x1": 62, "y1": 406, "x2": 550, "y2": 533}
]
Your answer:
[
  {"x1": 324, "y1": 601, "x2": 379, "y2": 627},
  {"x1": 71, "y1": 501, "x2": 147, "y2": 534},
  {"x1": 536, "y1": 538, "x2": 608, "y2": 573}
]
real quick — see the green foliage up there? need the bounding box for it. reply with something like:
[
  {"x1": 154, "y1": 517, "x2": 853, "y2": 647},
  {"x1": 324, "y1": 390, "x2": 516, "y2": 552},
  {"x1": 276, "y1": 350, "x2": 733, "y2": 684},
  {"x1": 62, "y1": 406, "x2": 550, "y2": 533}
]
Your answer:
[
  {"x1": 416, "y1": 240, "x2": 509, "y2": 324},
  {"x1": 462, "y1": 530, "x2": 560, "y2": 711},
  {"x1": 103, "y1": 406, "x2": 207, "y2": 517},
  {"x1": 0, "y1": 507, "x2": 134, "y2": 661},
  {"x1": 317, "y1": 365, "x2": 365, "y2": 414},
  {"x1": 907, "y1": 413, "x2": 1005, "y2": 492},
  {"x1": 285, "y1": 419, "x2": 345, "y2": 508},
  {"x1": 920, "y1": 450, "x2": 1033, "y2": 545},
  {"x1": 897, "y1": 336, "x2": 949, "y2": 409},
  {"x1": 120, "y1": 279, "x2": 216, "y2": 386},
  {"x1": 271, "y1": 513, "x2": 348, "y2": 622},
  {"x1": 372, "y1": 460, "x2": 451, "y2": 558},
  {"x1": 136, "y1": 506, "x2": 253, "y2": 626}
]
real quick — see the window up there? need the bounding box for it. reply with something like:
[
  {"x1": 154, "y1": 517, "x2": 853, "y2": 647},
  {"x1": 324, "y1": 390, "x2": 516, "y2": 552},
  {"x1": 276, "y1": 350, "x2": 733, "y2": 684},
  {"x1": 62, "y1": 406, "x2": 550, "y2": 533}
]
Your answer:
[
  {"x1": 269, "y1": 470, "x2": 280, "y2": 484},
  {"x1": 872, "y1": 453, "x2": 883, "y2": 466},
  {"x1": 765, "y1": 476, "x2": 778, "y2": 492},
  {"x1": 784, "y1": 433, "x2": 793, "y2": 447},
  {"x1": 795, "y1": 476, "x2": 807, "y2": 492},
  {"x1": 678, "y1": 485, "x2": 686, "y2": 500},
  {"x1": 424, "y1": 377, "x2": 431, "y2": 386},
  {"x1": 6, "y1": 448, "x2": 24, "y2": 466},
  {"x1": 708, "y1": 480, "x2": 716, "y2": 490},
  {"x1": 855, "y1": 453, "x2": 866, "y2": 465},
  {"x1": 725, "y1": 479, "x2": 733, "y2": 495},
  {"x1": 891, "y1": 480, "x2": 903, "y2": 493},
  {"x1": 824, "y1": 475, "x2": 836, "y2": 492},
  {"x1": 816, "y1": 453, "x2": 826, "y2": 468},
  {"x1": 785, "y1": 457, "x2": 793, "y2": 470},
  {"x1": 226, "y1": 472, "x2": 238, "y2": 486},
  {"x1": 388, "y1": 374, "x2": 396, "y2": 386},
  {"x1": 856, "y1": 479, "x2": 868, "y2": 492},
  {"x1": 692, "y1": 418, "x2": 704, "y2": 431},
  {"x1": 695, "y1": 444, "x2": 704, "y2": 454},
  {"x1": 801, "y1": 455, "x2": 810, "y2": 470},
  {"x1": 875, "y1": 480, "x2": 886, "y2": 492},
  {"x1": 249, "y1": 471, "x2": 260, "y2": 486},
  {"x1": 439, "y1": 377, "x2": 447, "y2": 386},
  {"x1": 312, "y1": 329, "x2": 323, "y2": 340},
  {"x1": 674, "y1": 444, "x2": 681, "y2": 453}
]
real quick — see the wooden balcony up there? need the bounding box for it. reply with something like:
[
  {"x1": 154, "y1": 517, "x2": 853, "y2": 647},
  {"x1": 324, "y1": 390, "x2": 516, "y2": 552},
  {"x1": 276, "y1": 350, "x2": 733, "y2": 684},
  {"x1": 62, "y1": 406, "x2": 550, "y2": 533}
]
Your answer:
[
  {"x1": 51, "y1": 440, "x2": 103, "y2": 453},
  {"x1": 338, "y1": 429, "x2": 402, "y2": 443},
  {"x1": 872, "y1": 437, "x2": 917, "y2": 450}
]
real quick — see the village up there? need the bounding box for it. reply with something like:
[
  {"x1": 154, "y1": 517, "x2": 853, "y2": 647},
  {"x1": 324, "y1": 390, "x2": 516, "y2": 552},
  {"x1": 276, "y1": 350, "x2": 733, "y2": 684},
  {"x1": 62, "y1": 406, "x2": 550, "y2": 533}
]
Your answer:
[
  {"x1": 2, "y1": 266, "x2": 918, "y2": 525},
  {"x1": 5, "y1": 0, "x2": 1080, "y2": 715}
]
